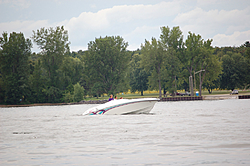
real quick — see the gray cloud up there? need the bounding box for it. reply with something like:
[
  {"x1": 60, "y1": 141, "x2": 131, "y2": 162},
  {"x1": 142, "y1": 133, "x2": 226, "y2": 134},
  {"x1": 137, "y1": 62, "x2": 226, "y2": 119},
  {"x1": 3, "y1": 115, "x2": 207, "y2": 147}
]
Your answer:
[{"x1": 0, "y1": 0, "x2": 249, "y2": 52}]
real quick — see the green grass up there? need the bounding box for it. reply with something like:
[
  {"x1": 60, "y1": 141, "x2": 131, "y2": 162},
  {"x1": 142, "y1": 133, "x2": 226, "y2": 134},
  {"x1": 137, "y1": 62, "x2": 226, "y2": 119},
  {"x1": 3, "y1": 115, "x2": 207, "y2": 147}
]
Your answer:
[
  {"x1": 202, "y1": 90, "x2": 250, "y2": 95},
  {"x1": 84, "y1": 92, "x2": 159, "y2": 101},
  {"x1": 84, "y1": 89, "x2": 250, "y2": 101}
]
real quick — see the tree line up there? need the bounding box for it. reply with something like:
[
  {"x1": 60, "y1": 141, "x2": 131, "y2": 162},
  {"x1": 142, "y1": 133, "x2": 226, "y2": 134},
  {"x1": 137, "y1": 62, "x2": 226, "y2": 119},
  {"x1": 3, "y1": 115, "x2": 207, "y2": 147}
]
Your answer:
[{"x1": 0, "y1": 26, "x2": 249, "y2": 104}]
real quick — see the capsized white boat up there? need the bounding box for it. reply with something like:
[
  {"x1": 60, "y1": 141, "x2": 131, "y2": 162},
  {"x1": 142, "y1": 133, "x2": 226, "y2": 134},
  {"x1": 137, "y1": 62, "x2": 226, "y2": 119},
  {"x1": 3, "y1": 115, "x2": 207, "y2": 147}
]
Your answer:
[{"x1": 82, "y1": 98, "x2": 159, "y2": 115}]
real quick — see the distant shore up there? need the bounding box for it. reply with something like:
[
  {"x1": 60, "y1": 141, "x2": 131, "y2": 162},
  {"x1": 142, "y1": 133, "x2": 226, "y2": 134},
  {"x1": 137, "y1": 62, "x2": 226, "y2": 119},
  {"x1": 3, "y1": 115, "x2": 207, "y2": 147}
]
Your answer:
[
  {"x1": 1, "y1": 93, "x2": 249, "y2": 108},
  {"x1": 0, "y1": 100, "x2": 108, "y2": 108}
]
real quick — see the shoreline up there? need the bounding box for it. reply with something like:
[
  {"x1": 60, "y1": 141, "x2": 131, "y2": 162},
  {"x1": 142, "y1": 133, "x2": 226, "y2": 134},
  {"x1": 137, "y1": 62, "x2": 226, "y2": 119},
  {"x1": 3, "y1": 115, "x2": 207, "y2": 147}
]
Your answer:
[
  {"x1": 1, "y1": 94, "x2": 249, "y2": 108},
  {"x1": 0, "y1": 100, "x2": 108, "y2": 108}
]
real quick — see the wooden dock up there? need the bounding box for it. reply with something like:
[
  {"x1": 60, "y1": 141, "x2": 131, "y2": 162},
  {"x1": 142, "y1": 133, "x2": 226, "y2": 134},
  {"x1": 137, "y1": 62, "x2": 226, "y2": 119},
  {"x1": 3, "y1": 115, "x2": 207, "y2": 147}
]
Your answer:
[
  {"x1": 161, "y1": 96, "x2": 203, "y2": 101},
  {"x1": 238, "y1": 95, "x2": 250, "y2": 99}
]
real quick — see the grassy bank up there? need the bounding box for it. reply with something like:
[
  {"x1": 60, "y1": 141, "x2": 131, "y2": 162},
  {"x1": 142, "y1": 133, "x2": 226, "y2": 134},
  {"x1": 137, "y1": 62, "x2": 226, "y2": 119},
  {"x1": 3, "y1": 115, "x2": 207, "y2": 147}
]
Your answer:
[
  {"x1": 85, "y1": 89, "x2": 250, "y2": 101},
  {"x1": 1, "y1": 89, "x2": 249, "y2": 107}
]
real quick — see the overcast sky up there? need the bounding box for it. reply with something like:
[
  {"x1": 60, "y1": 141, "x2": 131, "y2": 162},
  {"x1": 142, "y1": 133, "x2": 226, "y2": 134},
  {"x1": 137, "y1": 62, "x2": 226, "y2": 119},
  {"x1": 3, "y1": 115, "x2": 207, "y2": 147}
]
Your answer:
[{"x1": 0, "y1": 0, "x2": 250, "y2": 52}]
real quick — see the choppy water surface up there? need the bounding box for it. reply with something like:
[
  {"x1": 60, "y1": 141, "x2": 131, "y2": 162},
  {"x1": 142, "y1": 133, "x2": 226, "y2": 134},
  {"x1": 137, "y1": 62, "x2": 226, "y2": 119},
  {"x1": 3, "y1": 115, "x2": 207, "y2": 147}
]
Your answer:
[{"x1": 1, "y1": 99, "x2": 250, "y2": 165}]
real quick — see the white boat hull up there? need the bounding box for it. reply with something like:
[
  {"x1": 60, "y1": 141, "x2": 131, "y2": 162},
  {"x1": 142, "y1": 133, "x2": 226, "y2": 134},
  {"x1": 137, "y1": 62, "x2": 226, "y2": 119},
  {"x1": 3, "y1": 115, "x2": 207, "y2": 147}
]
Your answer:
[{"x1": 83, "y1": 98, "x2": 159, "y2": 115}]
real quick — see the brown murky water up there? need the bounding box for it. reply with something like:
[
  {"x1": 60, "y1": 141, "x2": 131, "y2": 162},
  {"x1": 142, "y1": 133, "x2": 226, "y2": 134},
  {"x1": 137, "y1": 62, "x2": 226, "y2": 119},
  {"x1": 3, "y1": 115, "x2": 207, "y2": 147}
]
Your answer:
[{"x1": 1, "y1": 99, "x2": 250, "y2": 165}]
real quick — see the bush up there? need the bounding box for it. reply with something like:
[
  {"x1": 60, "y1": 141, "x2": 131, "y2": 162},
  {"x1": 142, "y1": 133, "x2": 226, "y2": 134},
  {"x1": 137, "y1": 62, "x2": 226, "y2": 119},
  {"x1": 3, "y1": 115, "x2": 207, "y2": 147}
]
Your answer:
[
  {"x1": 64, "y1": 92, "x2": 73, "y2": 103},
  {"x1": 73, "y1": 83, "x2": 84, "y2": 102}
]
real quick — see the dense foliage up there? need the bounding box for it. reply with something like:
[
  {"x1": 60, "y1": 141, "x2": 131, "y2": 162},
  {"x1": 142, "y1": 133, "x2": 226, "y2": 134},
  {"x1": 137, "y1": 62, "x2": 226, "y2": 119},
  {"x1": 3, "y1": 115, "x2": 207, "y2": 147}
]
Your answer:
[
  {"x1": 0, "y1": 25, "x2": 249, "y2": 104},
  {"x1": 129, "y1": 51, "x2": 149, "y2": 96},
  {"x1": 84, "y1": 36, "x2": 130, "y2": 96},
  {"x1": 0, "y1": 32, "x2": 32, "y2": 104}
]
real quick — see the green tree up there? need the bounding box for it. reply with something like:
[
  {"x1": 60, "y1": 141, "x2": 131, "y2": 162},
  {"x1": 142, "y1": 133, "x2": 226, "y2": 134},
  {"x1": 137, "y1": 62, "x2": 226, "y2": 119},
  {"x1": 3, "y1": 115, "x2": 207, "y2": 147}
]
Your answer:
[
  {"x1": 164, "y1": 48, "x2": 182, "y2": 96},
  {"x1": 90, "y1": 82, "x2": 104, "y2": 98},
  {"x1": 220, "y1": 52, "x2": 248, "y2": 90},
  {"x1": 244, "y1": 41, "x2": 250, "y2": 59},
  {"x1": 160, "y1": 26, "x2": 183, "y2": 96},
  {"x1": 160, "y1": 26, "x2": 183, "y2": 50},
  {"x1": 29, "y1": 59, "x2": 47, "y2": 103},
  {"x1": 0, "y1": 72, "x2": 4, "y2": 103},
  {"x1": 141, "y1": 38, "x2": 167, "y2": 98},
  {"x1": 32, "y1": 26, "x2": 70, "y2": 102},
  {"x1": 59, "y1": 55, "x2": 84, "y2": 90},
  {"x1": 84, "y1": 36, "x2": 130, "y2": 95},
  {"x1": 195, "y1": 39, "x2": 222, "y2": 96},
  {"x1": 73, "y1": 82, "x2": 84, "y2": 102},
  {"x1": 64, "y1": 92, "x2": 73, "y2": 103},
  {"x1": 63, "y1": 84, "x2": 74, "y2": 103},
  {"x1": 0, "y1": 32, "x2": 32, "y2": 104},
  {"x1": 178, "y1": 32, "x2": 217, "y2": 96},
  {"x1": 180, "y1": 32, "x2": 204, "y2": 96},
  {"x1": 242, "y1": 41, "x2": 250, "y2": 89},
  {"x1": 129, "y1": 53, "x2": 149, "y2": 96},
  {"x1": 32, "y1": 26, "x2": 70, "y2": 87},
  {"x1": 202, "y1": 53, "x2": 222, "y2": 93},
  {"x1": 44, "y1": 86, "x2": 62, "y2": 103}
]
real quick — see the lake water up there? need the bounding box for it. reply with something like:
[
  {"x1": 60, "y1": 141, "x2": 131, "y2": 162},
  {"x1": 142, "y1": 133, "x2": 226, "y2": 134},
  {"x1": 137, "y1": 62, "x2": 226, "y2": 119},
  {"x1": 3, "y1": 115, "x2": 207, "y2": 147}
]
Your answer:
[{"x1": 0, "y1": 99, "x2": 250, "y2": 165}]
